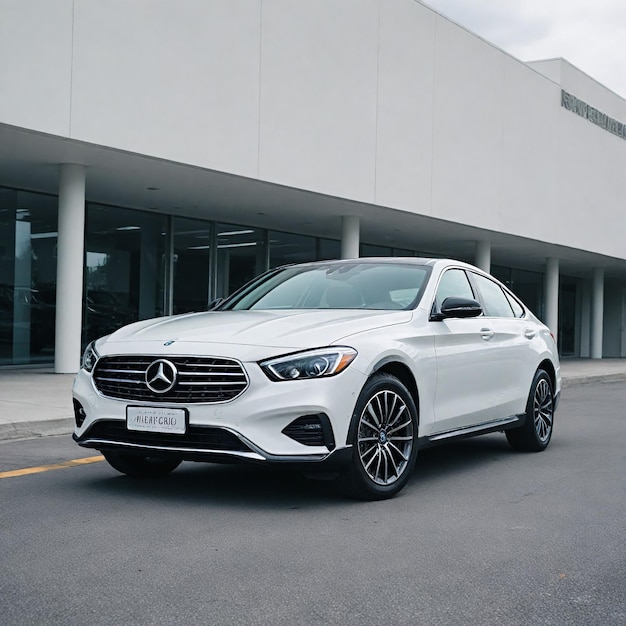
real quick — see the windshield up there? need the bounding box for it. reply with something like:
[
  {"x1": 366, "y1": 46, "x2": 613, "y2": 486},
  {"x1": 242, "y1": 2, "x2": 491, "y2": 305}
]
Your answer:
[{"x1": 222, "y1": 262, "x2": 430, "y2": 311}]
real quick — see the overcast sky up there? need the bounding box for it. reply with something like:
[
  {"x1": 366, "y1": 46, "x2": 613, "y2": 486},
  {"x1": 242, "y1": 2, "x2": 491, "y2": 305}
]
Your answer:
[{"x1": 422, "y1": 0, "x2": 626, "y2": 99}]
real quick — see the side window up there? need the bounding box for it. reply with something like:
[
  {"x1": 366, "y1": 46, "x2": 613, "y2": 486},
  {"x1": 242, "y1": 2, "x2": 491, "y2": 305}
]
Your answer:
[
  {"x1": 472, "y1": 273, "x2": 515, "y2": 318},
  {"x1": 504, "y1": 290, "x2": 525, "y2": 318},
  {"x1": 435, "y1": 269, "x2": 475, "y2": 309}
]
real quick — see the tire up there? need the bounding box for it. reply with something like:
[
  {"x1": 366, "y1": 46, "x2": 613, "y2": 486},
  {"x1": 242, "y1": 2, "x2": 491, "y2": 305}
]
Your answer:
[
  {"x1": 338, "y1": 372, "x2": 418, "y2": 500},
  {"x1": 506, "y1": 369, "x2": 554, "y2": 452},
  {"x1": 102, "y1": 450, "x2": 181, "y2": 478}
]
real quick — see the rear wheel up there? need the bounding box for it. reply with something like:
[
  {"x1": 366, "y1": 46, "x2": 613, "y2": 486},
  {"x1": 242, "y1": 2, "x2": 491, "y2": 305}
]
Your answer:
[
  {"x1": 338, "y1": 373, "x2": 418, "y2": 500},
  {"x1": 506, "y1": 369, "x2": 554, "y2": 452},
  {"x1": 102, "y1": 450, "x2": 181, "y2": 478}
]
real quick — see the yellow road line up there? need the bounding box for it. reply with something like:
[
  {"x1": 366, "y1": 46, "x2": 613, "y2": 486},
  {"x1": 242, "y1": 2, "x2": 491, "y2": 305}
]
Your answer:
[{"x1": 0, "y1": 455, "x2": 104, "y2": 479}]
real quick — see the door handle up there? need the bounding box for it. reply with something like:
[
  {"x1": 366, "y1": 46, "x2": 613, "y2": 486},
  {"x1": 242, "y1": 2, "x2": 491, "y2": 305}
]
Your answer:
[
  {"x1": 480, "y1": 328, "x2": 495, "y2": 341},
  {"x1": 524, "y1": 329, "x2": 537, "y2": 340}
]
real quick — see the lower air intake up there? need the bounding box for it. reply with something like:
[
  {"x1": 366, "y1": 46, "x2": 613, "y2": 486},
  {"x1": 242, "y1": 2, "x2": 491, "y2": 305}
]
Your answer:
[{"x1": 282, "y1": 414, "x2": 335, "y2": 450}]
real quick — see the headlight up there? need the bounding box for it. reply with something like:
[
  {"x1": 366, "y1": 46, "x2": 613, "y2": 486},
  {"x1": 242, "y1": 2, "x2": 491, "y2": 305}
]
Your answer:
[
  {"x1": 81, "y1": 341, "x2": 99, "y2": 372},
  {"x1": 260, "y1": 347, "x2": 357, "y2": 381}
]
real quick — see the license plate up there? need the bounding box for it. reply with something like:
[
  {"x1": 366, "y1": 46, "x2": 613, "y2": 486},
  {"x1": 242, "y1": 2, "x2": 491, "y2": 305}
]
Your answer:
[{"x1": 127, "y1": 406, "x2": 187, "y2": 434}]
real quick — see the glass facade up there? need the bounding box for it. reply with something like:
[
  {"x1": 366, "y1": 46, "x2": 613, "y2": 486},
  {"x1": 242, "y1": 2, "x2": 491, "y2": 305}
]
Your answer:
[
  {"x1": 172, "y1": 217, "x2": 213, "y2": 314},
  {"x1": 83, "y1": 204, "x2": 168, "y2": 346},
  {"x1": 269, "y1": 230, "x2": 316, "y2": 268},
  {"x1": 0, "y1": 184, "x2": 588, "y2": 366},
  {"x1": 491, "y1": 266, "x2": 544, "y2": 320},
  {"x1": 0, "y1": 188, "x2": 58, "y2": 366},
  {"x1": 558, "y1": 276, "x2": 581, "y2": 357},
  {"x1": 215, "y1": 224, "x2": 267, "y2": 299}
]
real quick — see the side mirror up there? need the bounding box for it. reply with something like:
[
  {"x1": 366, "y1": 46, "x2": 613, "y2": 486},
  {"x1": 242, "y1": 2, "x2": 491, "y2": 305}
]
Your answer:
[
  {"x1": 434, "y1": 297, "x2": 483, "y2": 320},
  {"x1": 207, "y1": 298, "x2": 224, "y2": 311}
]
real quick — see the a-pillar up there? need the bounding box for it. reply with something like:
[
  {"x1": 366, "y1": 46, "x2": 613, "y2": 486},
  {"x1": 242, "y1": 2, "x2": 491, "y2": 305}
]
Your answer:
[
  {"x1": 341, "y1": 216, "x2": 360, "y2": 259},
  {"x1": 544, "y1": 258, "x2": 559, "y2": 339},
  {"x1": 55, "y1": 164, "x2": 86, "y2": 373},
  {"x1": 475, "y1": 241, "x2": 491, "y2": 272},
  {"x1": 590, "y1": 267, "x2": 604, "y2": 359}
]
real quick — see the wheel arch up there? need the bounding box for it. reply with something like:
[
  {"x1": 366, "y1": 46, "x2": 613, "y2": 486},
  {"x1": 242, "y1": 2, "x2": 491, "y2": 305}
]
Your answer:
[
  {"x1": 372, "y1": 358, "x2": 419, "y2": 413},
  {"x1": 344, "y1": 359, "x2": 420, "y2": 446},
  {"x1": 538, "y1": 358, "x2": 556, "y2": 392}
]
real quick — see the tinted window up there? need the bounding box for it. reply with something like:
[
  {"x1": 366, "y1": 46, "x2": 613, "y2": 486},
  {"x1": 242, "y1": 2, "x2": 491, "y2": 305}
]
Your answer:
[
  {"x1": 435, "y1": 269, "x2": 475, "y2": 309},
  {"x1": 472, "y1": 273, "x2": 515, "y2": 318},
  {"x1": 504, "y1": 290, "x2": 525, "y2": 318}
]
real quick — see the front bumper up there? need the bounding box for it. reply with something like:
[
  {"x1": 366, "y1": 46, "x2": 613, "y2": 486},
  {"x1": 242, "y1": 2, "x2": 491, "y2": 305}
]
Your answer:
[{"x1": 73, "y1": 359, "x2": 366, "y2": 465}]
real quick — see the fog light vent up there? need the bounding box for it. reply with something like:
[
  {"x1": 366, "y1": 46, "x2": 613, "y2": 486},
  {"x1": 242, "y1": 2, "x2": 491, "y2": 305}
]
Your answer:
[
  {"x1": 73, "y1": 399, "x2": 86, "y2": 428},
  {"x1": 282, "y1": 414, "x2": 335, "y2": 450}
]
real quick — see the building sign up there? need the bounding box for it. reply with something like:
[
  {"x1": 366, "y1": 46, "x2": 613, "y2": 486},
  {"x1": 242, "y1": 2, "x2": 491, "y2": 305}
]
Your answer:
[{"x1": 561, "y1": 90, "x2": 626, "y2": 140}]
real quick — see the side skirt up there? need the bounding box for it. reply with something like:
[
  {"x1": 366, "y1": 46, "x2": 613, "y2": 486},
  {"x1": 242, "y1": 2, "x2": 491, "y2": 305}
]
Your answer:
[{"x1": 419, "y1": 414, "x2": 525, "y2": 448}]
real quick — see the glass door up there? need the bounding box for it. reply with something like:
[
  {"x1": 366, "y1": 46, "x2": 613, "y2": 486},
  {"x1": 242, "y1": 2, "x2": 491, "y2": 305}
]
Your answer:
[
  {"x1": 215, "y1": 224, "x2": 267, "y2": 299},
  {"x1": 83, "y1": 204, "x2": 167, "y2": 346},
  {"x1": 172, "y1": 217, "x2": 213, "y2": 314}
]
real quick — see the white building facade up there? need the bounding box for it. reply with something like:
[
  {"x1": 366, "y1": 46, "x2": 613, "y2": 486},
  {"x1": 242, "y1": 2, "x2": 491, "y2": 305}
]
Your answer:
[{"x1": 1, "y1": 0, "x2": 625, "y2": 371}]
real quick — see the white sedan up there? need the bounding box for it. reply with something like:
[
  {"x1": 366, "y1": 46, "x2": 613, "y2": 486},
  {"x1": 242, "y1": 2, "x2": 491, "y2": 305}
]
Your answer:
[{"x1": 73, "y1": 258, "x2": 560, "y2": 500}]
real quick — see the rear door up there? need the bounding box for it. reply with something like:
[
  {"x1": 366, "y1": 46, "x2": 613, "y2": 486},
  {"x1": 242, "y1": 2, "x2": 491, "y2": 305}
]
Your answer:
[{"x1": 468, "y1": 271, "x2": 536, "y2": 418}]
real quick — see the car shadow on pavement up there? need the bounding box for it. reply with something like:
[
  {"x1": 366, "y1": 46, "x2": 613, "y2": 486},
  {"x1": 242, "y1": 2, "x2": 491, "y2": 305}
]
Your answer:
[
  {"x1": 411, "y1": 433, "x2": 514, "y2": 484},
  {"x1": 70, "y1": 433, "x2": 518, "y2": 508}
]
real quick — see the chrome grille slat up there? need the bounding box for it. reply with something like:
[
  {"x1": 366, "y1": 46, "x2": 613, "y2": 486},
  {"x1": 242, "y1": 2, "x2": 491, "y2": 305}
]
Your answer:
[
  {"x1": 96, "y1": 376, "x2": 145, "y2": 385},
  {"x1": 179, "y1": 371, "x2": 244, "y2": 377},
  {"x1": 92, "y1": 356, "x2": 248, "y2": 403},
  {"x1": 178, "y1": 381, "x2": 245, "y2": 386}
]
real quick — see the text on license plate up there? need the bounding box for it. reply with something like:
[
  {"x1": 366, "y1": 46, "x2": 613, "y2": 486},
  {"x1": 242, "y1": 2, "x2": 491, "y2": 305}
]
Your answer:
[{"x1": 127, "y1": 407, "x2": 186, "y2": 434}]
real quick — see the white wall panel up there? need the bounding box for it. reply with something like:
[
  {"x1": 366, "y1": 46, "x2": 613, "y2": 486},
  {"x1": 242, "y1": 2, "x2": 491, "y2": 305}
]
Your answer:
[
  {"x1": 0, "y1": 0, "x2": 73, "y2": 135},
  {"x1": 555, "y1": 108, "x2": 626, "y2": 258},
  {"x1": 70, "y1": 0, "x2": 262, "y2": 177},
  {"x1": 500, "y1": 58, "x2": 559, "y2": 238},
  {"x1": 258, "y1": 0, "x2": 379, "y2": 201},
  {"x1": 527, "y1": 59, "x2": 562, "y2": 86},
  {"x1": 560, "y1": 62, "x2": 626, "y2": 120},
  {"x1": 430, "y1": 16, "x2": 505, "y2": 228},
  {"x1": 375, "y1": 0, "x2": 435, "y2": 212}
]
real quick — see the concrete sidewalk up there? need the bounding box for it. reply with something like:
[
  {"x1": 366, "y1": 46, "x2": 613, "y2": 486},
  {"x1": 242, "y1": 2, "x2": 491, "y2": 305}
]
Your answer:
[{"x1": 1, "y1": 359, "x2": 626, "y2": 442}]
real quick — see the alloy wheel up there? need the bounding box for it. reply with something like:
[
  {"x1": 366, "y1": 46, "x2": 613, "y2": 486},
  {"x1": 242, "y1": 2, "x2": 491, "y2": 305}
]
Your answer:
[
  {"x1": 357, "y1": 389, "x2": 414, "y2": 485},
  {"x1": 533, "y1": 378, "x2": 553, "y2": 443}
]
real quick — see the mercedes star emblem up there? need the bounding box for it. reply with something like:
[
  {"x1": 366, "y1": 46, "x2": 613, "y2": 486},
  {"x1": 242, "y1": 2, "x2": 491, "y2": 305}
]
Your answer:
[{"x1": 145, "y1": 359, "x2": 178, "y2": 394}]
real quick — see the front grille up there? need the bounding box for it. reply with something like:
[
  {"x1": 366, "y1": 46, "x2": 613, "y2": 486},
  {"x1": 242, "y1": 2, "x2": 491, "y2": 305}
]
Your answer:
[
  {"x1": 81, "y1": 420, "x2": 252, "y2": 453},
  {"x1": 92, "y1": 356, "x2": 248, "y2": 403}
]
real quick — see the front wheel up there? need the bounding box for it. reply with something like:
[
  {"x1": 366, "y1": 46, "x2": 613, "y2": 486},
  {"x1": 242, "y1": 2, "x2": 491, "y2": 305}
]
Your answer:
[
  {"x1": 102, "y1": 450, "x2": 181, "y2": 478},
  {"x1": 506, "y1": 369, "x2": 554, "y2": 452},
  {"x1": 338, "y1": 373, "x2": 418, "y2": 500}
]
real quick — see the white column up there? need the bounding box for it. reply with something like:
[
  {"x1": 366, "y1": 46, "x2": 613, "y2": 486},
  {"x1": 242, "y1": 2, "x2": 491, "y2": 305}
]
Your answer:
[
  {"x1": 55, "y1": 164, "x2": 86, "y2": 373},
  {"x1": 544, "y1": 257, "x2": 559, "y2": 339},
  {"x1": 590, "y1": 267, "x2": 604, "y2": 359},
  {"x1": 474, "y1": 241, "x2": 491, "y2": 272},
  {"x1": 341, "y1": 216, "x2": 360, "y2": 259}
]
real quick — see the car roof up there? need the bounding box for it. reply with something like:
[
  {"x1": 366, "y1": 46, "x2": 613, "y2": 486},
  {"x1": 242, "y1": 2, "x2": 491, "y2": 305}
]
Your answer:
[{"x1": 280, "y1": 257, "x2": 478, "y2": 271}]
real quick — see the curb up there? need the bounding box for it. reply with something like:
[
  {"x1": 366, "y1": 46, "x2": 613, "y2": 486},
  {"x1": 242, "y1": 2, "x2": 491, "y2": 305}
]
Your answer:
[
  {"x1": 0, "y1": 418, "x2": 74, "y2": 442},
  {"x1": 561, "y1": 373, "x2": 626, "y2": 388}
]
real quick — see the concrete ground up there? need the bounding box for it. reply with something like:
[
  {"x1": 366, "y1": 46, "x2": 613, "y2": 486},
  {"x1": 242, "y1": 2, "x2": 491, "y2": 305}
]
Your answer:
[{"x1": 1, "y1": 358, "x2": 626, "y2": 441}]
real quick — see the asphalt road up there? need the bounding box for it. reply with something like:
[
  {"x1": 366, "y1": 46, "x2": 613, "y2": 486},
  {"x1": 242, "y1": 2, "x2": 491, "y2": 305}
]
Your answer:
[{"x1": 1, "y1": 381, "x2": 625, "y2": 626}]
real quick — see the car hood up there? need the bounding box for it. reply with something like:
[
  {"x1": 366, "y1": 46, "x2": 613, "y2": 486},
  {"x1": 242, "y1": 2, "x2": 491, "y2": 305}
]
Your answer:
[{"x1": 102, "y1": 309, "x2": 411, "y2": 359}]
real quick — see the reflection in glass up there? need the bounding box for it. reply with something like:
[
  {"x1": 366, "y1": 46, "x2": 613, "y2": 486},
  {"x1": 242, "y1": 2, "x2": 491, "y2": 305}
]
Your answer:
[
  {"x1": 318, "y1": 238, "x2": 341, "y2": 260},
  {"x1": 172, "y1": 217, "x2": 212, "y2": 314},
  {"x1": 360, "y1": 243, "x2": 392, "y2": 257},
  {"x1": 0, "y1": 187, "x2": 58, "y2": 366},
  {"x1": 215, "y1": 224, "x2": 266, "y2": 299},
  {"x1": 269, "y1": 231, "x2": 316, "y2": 268},
  {"x1": 84, "y1": 204, "x2": 167, "y2": 345}
]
